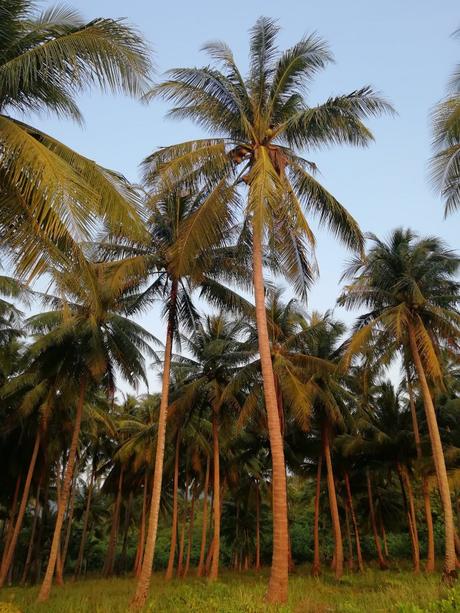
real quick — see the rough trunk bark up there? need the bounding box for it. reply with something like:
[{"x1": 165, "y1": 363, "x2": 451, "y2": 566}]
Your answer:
[
  {"x1": 103, "y1": 468, "x2": 124, "y2": 577},
  {"x1": 209, "y1": 407, "x2": 220, "y2": 581},
  {"x1": 74, "y1": 468, "x2": 94, "y2": 580},
  {"x1": 252, "y1": 224, "x2": 289, "y2": 603},
  {"x1": 0, "y1": 431, "x2": 40, "y2": 587},
  {"x1": 165, "y1": 433, "x2": 181, "y2": 580},
  {"x1": 37, "y1": 377, "x2": 87, "y2": 602},
  {"x1": 322, "y1": 423, "x2": 343, "y2": 579},
  {"x1": 367, "y1": 471, "x2": 388, "y2": 569},
  {"x1": 131, "y1": 279, "x2": 177, "y2": 609},
  {"x1": 197, "y1": 454, "x2": 210, "y2": 577},
  {"x1": 408, "y1": 323, "x2": 457, "y2": 581},
  {"x1": 344, "y1": 472, "x2": 363, "y2": 572},
  {"x1": 406, "y1": 369, "x2": 435, "y2": 572},
  {"x1": 311, "y1": 456, "x2": 322, "y2": 577}
]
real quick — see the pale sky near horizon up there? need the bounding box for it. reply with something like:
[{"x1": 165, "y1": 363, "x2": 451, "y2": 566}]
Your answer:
[{"x1": 24, "y1": 0, "x2": 460, "y2": 394}]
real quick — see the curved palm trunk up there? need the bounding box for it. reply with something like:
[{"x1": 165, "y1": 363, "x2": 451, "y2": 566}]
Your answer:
[
  {"x1": 366, "y1": 471, "x2": 388, "y2": 569},
  {"x1": 344, "y1": 505, "x2": 354, "y2": 571},
  {"x1": 21, "y1": 479, "x2": 41, "y2": 586},
  {"x1": 134, "y1": 473, "x2": 148, "y2": 577},
  {"x1": 121, "y1": 491, "x2": 134, "y2": 573},
  {"x1": 255, "y1": 480, "x2": 261, "y2": 571},
  {"x1": 61, "y1": 474, "x2": 77, "y2": 576},
  {"x1": 408, "y1": 324, "x2": 457, "y2": 581},
  {"x1": 197, "y1": 454, "x2": 210, "y2": 577},
  {"x1": 166, "y1": 433, "x2": 181, "y2": 580},
  {"x1": 344, "y1": 472, "x2": 363, "y2": 572},
  {"x1": 184, "y1": 486, "x2": 196, "y2": 577},
  {"x1": 1, "y1": 473, "x2": 21, "y2": 568},
  {"x1": 252, "y1": 226, "x2": 289, "y2": 603},
  {"x1": 209, "y1": 407, "x2": 220, "y2": 581},
  {"x1": 177, "y1": 472, "x2": 188, "y2": 578},
  {"x1": 311, "y1": 456, "x2": 322, "y2": 577},
  {"x1": 322, "y1": 424, "x2": 343, "y2": 579},
  {"x1": 104, "y1": 468, "x2": 124, "y2": 577},
  {"x1": 406, "y1": 370, "x2": 435, "y2": 572},
  {"x1": 0, "y1": 430, "x2": 40, "y2": 587},
  {"x1": 131, "y1": 279, "x2": 177, "y2": 609},
  {"x1": 403, "y1": 465, "x2": 420, "y2": 572},
  {"x1": 74, "y1": 468, "x2": 94, "y2": 580},
  {"x1": 37, "y1": 377, "x2": 87, "y2": 602}
]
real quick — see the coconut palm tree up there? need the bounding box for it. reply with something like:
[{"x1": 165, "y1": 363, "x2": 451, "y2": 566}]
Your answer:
[
  {"x1": 339, "y1": 228, "x2": 460, "y2": 580},
  {"x1": 0, "y1": 0, "x2": 152, "y2": 277},
  {"x1": 27, "y1": 257, "x2": 157, "y2": 601},
  {"x1": 143, "y1": 17, "x2": 391, "y2": 603},
  {"x1": 430, "y1": 27, "x2": 460, "y2": 215}
]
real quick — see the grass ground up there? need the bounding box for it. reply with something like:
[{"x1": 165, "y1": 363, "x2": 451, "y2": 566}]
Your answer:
[{"x1": 0, "y1": 566, "x2": 456, "y2": 613}]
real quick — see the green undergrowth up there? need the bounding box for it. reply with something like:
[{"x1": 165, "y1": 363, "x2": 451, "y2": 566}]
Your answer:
[{"x1": 0, "y1": 567, "x2": 458, "y2": 613}]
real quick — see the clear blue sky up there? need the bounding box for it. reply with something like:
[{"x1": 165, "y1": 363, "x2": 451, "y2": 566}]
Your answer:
[{"x1": 30, "y1": 0, "x2": 459, "y2": 393}]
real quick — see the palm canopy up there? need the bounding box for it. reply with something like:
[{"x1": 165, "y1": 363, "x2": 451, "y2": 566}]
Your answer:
[
  {"x1": 0, "y1": 0, "x2": 152, "y2": 278},
  {"x1": 430, "y1": 27, "x2": 460, "y2": 215},
  {"x1": 339, "y1": 228, "x2": 460, "y2": 384},
  {"x1": 144, "y1": 17, "x2": 392, "y2": 297},
  {"x1": 25, "y1": 257, "x2": 159, "y2": 394}
]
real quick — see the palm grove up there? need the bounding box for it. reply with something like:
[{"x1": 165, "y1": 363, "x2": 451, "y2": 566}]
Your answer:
[{"x1": 1, "y1": 1, "x2": 460, "y2": 608}]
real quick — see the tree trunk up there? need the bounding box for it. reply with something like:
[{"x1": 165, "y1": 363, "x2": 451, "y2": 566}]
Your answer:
[
  {"x1": 252, "y1": 224, "x2": 289, "y2": 603},
  {"x1": 1, "y1": 473, "x2": 21, "y2": 570},
  {"x1": 61, "y1": 471, "x2": 77, "y2": 576},
  {"x1": 21, "y1": 479, "x2": 41, "y2": 585},
  {"x1": 344, "y1": 505, "x2": 354, "y2": 571},
  {"x1": 367, "y1": 471, "x2": 388, "y2": 569},
  {"x1": 74, "y1": 468, "x2": 94, "y2": 580},
  {"x1": 408, "y1": 323, "x2": 457, "y2": 581},
  {"x1": 0, "y1": 430, "x2": 40, "y2": 587},
  {"x1": 34, "y1": 476, "x2": 49, "y2": 584},
  {"x1": 344, "y1": 472, "x2": 363, "y2": 572},
  {"x1": 131, "y1": 279, "x2": 177, "y2": 609},
  {"x1": 121, "y1": 491, "x2": 133, "y2": 573},
  {"x1": 402, "y1": 464, "x2": 420, "y2": 572},
  {"x1": 37, "y1": 377, "x2": 87, "y2": 602},
  {"x1": 197, "y1": 454, "x2": 210, "y2": 577},
  {"x1": 104, "y1": 468, "x2": 124, "y2": 577},
  {"x1": 183, "y1": 486, "x2": 196, "y2": 577},
  {"x1": 255, "y1": 481, "x2": 261, "y2": 571},
  {"x1": 165, "y1": 433, "x2": 181, "y2": 580},
  {"x1": 322, "y1": 423, "x2": 343, "y2": 579},
  {"x1": 311, "y1": 456, "x2": 322, "y2": 577},
  {"x1": 209, "y1": 407, "x2": 220, "y2": 581},
  {"x1": 177, "y1": 472, "x2": 188, "y2": 578},
  {"x1": 134, "y1": 473, "x2": 148, "y2": 577},
  {"x1": 54, "y1": 459, "x2": 65, "y2": 587},
  {"x1": 406, "y1": 369, "x2": 435, "y2": 572}
]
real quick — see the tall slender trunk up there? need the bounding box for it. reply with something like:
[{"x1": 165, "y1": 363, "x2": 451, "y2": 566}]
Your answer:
[
  {"x1": 131, "y1": 279, "x2": 177, "y2": 609},
  {"x1": 34, "y1": 476, "x2": 49, "y2": 584},
  {"x1": 311, "y1": 456, "x2": 322, "y2": 577},
  {"x1": 121, "y1": 491, "x2": 133, "y2": 573},
  {"x1": 74, "y1": 468, "x2": 95, "y2": 580},
  {"x1": 183, "y1": 486, "x2": 196, "y2": 577},
  {"x1": 408, "y1": 323, "x2": 457, "y2": 580},
  {"x1": 61, "y1": 471, "x2": 78, "y2": 576},
  {"x1": 177, "y1": 472, "x2": 188, "y2": 578},
  {"x1": 0, "y1": 430, "x2": 40, "y2": 587},
  {"x1": 21, "y1": 479, "x2": 41, "y2": 585},
  {"x1": 197, "y1": 454, "x2": 210, "y2": 577},
  {"x1": 134, "y1": 474, "x2": 148, "y2": 577},
  {"x1": 344, "y1": 505, "x2": 354, "y2": 571},
  {"x1": 255, "y1": 481, "x2": 261, "y2": 571},
  {"x1": 37, "y1": 377, "x2": 87, "y2": 602},
  {"x1": 104, "y1": 468, "x2": 124, "y2": 577},
  {"x1": 380, "y1": 515, "x2": 389, "y2": 559},
  {"x1": 205, "y1": 534, "x2": 215, "y2": 576},
  {"x1": 166, "y1": 433, "x2": 181, "y2": 580},
  {"x1": 1, "y1": 473, "x2": 21, "y2": 568},
  {"x1": 401, "y1": 464, "x2": 420, "y2": 572},
  {"x1": 209, "y1": 407, "x2": 220, "y2": 581},
  {"x1": 406, "y1": 368, "x2": 435, "y2": 572},
  {"x1": 344, "y1": 472, "x2": 363, "y2": 572},
  {"x1": 367, "y1": 471, "x2": 388, "y2": 569},
  {"x1": 322, "y1": 423, "x2": 343, "y2": 579},
  {"x1": 252, "y1": 224, "x2": 288, "y2": 603}
]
